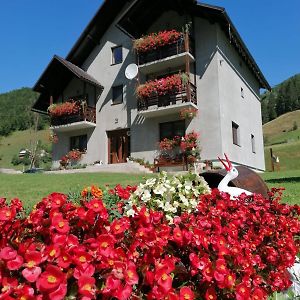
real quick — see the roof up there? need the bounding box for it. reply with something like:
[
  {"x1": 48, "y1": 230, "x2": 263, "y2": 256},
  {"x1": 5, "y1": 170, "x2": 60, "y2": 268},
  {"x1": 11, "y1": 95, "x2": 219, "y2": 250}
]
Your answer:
[
  {"x1": 32, "y1": 55, "x2": 103, "y2": 112},
  {"x1": 66, "y1": 0, "x2": 270, "y2": 90}
]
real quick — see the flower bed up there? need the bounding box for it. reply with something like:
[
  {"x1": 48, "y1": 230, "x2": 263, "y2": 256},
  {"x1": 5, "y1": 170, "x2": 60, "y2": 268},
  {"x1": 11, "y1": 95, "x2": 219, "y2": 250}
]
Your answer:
[
  {"x1": 0, "y1": 173, "x2": 299, "y2": 299},
  {"x1": 136, "y1": 73, "x2": 189, "y2": 100},
  {"x1": 133, "y1": 30, "x2": 182, "y2": 53}
]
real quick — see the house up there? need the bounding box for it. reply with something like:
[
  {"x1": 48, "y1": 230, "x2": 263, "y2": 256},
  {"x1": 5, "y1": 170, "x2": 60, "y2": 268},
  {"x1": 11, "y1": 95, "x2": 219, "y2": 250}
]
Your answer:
[{"x1": 32, "y1": 0, "x2": 270, "y2": 171}]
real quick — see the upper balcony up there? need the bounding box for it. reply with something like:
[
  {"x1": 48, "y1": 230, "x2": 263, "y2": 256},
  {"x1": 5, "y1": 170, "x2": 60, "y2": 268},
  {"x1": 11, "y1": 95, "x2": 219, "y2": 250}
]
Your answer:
[
  {"x1": 134, "y1": 31, "x2": 195, "y2": 75},
  {"x1": 49, "y1": 97, "x2": 96, "y2": 132},
  {"x1": 136, "y1": 73, "x2": 197, "y2": 118}
]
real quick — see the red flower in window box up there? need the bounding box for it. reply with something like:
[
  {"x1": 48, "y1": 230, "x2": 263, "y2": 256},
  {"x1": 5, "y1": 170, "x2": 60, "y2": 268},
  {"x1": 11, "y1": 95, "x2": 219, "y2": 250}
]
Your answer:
[
  {"x1": 136, "y1": 73, "x2": 189, "y2": 100},
  {"x1": 134, "y1": 29, "x2": 182, "y2": 53}
]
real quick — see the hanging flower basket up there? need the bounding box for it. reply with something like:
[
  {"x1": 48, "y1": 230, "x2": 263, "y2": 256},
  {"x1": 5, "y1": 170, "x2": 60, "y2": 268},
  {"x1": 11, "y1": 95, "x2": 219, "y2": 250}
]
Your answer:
[
  {"x1": 179, "y1": 107, "x2": 198, "y2": 120},
  {"x1": 133, "y1": 29, "x2": 182, "y2": 53}
]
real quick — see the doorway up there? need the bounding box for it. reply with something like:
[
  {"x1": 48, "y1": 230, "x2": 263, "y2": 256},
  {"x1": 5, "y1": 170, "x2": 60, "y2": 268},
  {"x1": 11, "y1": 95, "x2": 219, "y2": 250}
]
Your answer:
[{"x1": 107, "y1": 129, "x2": 130, "y2": 164}]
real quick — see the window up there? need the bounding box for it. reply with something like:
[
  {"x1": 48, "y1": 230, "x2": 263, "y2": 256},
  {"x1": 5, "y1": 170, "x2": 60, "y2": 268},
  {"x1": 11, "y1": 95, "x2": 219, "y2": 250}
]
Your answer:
[
  {"x1": 241, "y1": 87, "x2": 244, "y2": 98},
  {"x1": 251, "y1": 134, "x2": 256, "y2": 153},
  {"x1": 112, "y1": 46, "x2": 123, "y2": 65},
  {"x1": 70, "y1": 135, "x2": 87, "y2": 152},
  {"x1": 112, "y1": 85, "x2": 123, "y2": 105},
  {"x1": 232, "y1": 122, "x2": 240, "y2": 146},
  {"x1": 160, "y1": 120, "x2": 185, "y2": 140}
]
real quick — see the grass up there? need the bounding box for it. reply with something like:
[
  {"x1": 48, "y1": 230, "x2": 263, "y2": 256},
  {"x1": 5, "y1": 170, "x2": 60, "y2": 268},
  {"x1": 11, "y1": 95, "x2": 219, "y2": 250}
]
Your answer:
[
  {"x1": 264, "y1": 141, "x2": 300, "y2": 172},
  {"x1": 0, "y1": 129, "x2": 50, "y2": 170},
  {"x1": 261, "y1": 170, "x2": 300, "y2": 204},
  {"x1": 263, "y1": 110, "x2": 300, "y2": 138},
  {"x1": 0, "y1": 172, "x2": 151, "y2": 210}
]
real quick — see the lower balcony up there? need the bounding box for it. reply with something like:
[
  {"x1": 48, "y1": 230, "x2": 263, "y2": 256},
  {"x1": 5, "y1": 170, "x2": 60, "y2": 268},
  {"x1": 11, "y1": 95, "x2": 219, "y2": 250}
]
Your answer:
[
  {"x1": 50, "y1": 105, "x2": 96, "y2": 132},
  {"x1": 137, "y1": 82, "x2": 197, "y2": 118}
]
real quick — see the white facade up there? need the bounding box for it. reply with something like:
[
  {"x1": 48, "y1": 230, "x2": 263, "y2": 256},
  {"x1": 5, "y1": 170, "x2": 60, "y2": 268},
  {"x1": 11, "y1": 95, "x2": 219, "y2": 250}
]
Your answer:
[{"x1": 42, "y1": 2, "x2": 267, "y2": 171}]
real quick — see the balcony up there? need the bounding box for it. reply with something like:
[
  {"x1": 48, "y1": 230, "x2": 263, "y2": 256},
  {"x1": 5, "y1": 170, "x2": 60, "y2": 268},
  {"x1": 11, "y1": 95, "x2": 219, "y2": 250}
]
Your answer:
[
  {"x1": 137, "y1": 82, "x2": 197, "y2": 118},
  {"x1": 49, "y1": 99, "x2": 96, "y2": 132},
  {"x1": 136, "y1": 33, "x2": 195, "y2": 75}
]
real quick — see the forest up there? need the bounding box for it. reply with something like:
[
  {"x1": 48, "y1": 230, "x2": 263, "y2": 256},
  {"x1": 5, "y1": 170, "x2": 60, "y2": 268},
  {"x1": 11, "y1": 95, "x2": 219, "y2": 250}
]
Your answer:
[
  {"x1": 261, "y1": 74, "x2": 300, "y2": 124},
  {"x1": 0, "y1": 88, "x2": 49, "y2": 136}
]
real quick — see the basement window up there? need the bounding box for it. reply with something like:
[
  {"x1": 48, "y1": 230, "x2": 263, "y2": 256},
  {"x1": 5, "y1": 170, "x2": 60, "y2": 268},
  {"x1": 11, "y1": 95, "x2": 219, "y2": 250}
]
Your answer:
[
  {"x1": 232, "y1": 122, "x2": 240, "y2": 146},
  {"x1": 111, "y1": 46, "x2": 123, "y2": 65},
  {"x1": 70, "y1": 135, "x2": 87, "y2": 152}
]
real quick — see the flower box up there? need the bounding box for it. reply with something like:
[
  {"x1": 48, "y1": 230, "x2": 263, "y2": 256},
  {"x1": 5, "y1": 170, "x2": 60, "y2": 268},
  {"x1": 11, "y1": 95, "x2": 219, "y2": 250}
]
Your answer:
[
  {"x1": 136, "y1": 73, "x2": 189, "y2": 100},
  {"x1": 133, "y1": 29, "x2": 182, "y2": 54}
]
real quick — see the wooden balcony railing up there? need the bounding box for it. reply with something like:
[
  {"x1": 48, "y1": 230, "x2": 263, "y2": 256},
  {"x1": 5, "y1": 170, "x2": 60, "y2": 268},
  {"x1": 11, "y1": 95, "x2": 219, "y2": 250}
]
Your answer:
[
  {"x1": 137, "y1": 82, "x2": 197, "y2": 111},
  {"x1": 136, "y1": 33, "x2": 195, "y2": 65},
  {"x1": 50, "y1": 101, "x2": 96, "y2": 127}
]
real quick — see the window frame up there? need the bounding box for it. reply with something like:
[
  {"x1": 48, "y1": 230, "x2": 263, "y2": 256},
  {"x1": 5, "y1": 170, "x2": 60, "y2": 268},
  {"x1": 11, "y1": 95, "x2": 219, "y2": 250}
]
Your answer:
[
  {"x1": 70, "y1": 135, "x2": 88, "y2": 152},
  {"x1": 111, "y1": 85, "x2": 124, "y2": 105},
  {"x1": 159, "y1": 120, "x2": 185, "y2": 141},
  {"x1": 111, "y1": 45, "x2": 123, "y2": 65},
  {"x1": 232, "y1": 121, "x2": 240, "y2": 146}
]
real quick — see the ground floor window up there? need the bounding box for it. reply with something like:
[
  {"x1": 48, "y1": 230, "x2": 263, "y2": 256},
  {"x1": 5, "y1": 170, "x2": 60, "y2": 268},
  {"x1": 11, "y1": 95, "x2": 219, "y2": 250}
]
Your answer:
[
  {"x1": 159, "y1": 120, "x2": 185, "y2": 140},
  {"x1": 70, "y1": 135, "x2": 87, "y2": 152}
]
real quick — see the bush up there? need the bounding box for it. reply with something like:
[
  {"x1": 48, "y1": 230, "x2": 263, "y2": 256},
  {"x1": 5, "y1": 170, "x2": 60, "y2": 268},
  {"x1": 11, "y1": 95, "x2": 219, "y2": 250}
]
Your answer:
[{"x1": 0, "y1": 179, "x2": 299, "y2": 299}]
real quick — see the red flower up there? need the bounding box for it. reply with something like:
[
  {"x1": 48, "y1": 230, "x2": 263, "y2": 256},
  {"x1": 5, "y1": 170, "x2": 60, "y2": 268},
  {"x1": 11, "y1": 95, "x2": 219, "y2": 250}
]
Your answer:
[
  {"x1": 205, "y1": 287, "x2": 217, "y2": 300},
  {"x1": 97, "y1": 234, "x2": 116, "y2": 257},
  {"x1": 0, "y1": 207, "x2": 15, "y2": 221},
  {"x1": 36, "y1": 265, "x2": 66, "y2": 293},
  {"x1": 155, "y1": 269, "x2": 173, "y2": 293},
  {"x1": 235, "y1": 283, "x2": 250, "y2": 300},
  {"x1": 22, "y1": 266, "x2": 42, "y2": 283},
  {"x1": 51, "y1": 215, "x2": 70, "y2": 234},
  {"x1": 0, "y1": 247, "x2": 17, "y2": 260},
  {"x1": 7, "y1": 254, "x2": 23, "y2": 270},
  {"x1": 179, "y1": 286, "x2": 194, "y2": 300},
  {"x1": 78, "y1": 275, "x2": 96, "y2": 298}
]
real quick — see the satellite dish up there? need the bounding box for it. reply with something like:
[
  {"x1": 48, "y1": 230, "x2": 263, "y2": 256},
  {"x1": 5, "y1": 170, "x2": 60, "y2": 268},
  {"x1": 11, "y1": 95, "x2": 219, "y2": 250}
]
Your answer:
[{"x1": 125, "y1": 64, "x2": 138, "y2": 80}]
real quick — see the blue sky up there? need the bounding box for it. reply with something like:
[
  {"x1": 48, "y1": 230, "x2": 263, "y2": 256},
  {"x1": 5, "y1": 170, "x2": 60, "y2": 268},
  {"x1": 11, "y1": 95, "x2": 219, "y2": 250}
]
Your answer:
[{"x1": 0, "y1": 0, "x2": 299, "y2": 93}]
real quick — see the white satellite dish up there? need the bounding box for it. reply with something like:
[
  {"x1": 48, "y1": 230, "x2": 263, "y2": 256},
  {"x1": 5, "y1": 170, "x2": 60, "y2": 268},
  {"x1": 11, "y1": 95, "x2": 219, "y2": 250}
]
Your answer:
[{"x1": 125, "y1": 63, "x2": 138, "y2": 80}]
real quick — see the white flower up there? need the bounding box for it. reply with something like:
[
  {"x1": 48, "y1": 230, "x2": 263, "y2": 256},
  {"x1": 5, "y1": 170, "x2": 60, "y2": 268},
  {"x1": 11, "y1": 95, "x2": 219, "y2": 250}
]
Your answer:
[
  {"x1": 153, "y1": 184, "x2": 166, "y2": 195},
  {"x1": 141, "y1": 190, "x2": 151, "y2": 202},
  {"x1": 145, "y1": 178, "x2": 156, "y2": 187},
  {"x1": 166, "y1": 215, "x2": 174, "y2": 224},
  {"x1": 126, "y1": 208, "x2": 136, "y2": 217}
]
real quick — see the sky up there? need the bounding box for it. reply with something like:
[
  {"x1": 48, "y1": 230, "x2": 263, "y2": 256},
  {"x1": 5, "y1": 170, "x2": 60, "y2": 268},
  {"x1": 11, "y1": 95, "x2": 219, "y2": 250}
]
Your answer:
[{"x1": 0, "y1": 0, "x2": 299, "y2": 94}]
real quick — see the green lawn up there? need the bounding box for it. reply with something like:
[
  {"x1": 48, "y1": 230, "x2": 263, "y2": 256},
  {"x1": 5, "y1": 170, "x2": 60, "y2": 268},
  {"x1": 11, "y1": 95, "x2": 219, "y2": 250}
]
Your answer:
[
  {"x1": 261, "y1": 170, "x2": 300, "y2": 204},
  {"x1": 264, "y1": 140, "x2": 300, "y2": 172},
  {"x1": 0, "y1": 172, "x2": 151, "y2": 210},
  {"x1": 0, "y1": 170, "x2": 299, "y2": 211}
]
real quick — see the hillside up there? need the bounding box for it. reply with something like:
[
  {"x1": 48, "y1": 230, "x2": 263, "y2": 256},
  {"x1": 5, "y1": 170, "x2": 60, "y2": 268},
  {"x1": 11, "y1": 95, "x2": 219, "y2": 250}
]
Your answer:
[
  {"x1": 263, "y1": 110, "x2": 300, "y2": 171},
  {"x1": 261, "y1": 74, "x2": 300, "y2": 124},
  {"x1": 0, "y1": 129, "x2": 51, "y2": 170},
  {"x1": 0, "y1": 88, "x2": 49, "y2": 136}
]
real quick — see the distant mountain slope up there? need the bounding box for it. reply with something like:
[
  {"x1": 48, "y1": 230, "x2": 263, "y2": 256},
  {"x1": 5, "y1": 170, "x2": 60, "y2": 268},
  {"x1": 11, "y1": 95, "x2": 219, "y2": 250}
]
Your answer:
[
  {"x1": 261, "y1": 74, "x2": 300, "y2": 124},
  {"x1": 263, "y1": 110, "x2": 300, "y2": 171},
  {"x1": 0, "y1": 88, "x2": 48, "y2": 136}
]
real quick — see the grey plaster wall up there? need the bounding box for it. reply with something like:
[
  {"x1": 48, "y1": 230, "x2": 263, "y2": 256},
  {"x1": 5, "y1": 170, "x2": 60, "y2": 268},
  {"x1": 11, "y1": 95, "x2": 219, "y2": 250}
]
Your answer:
[{"x1": 216, "y1": 26, "x2": 265, "y2": 170}]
